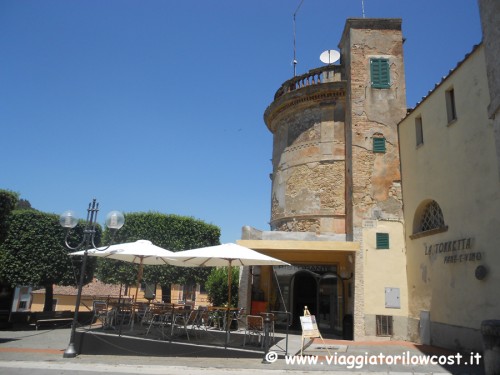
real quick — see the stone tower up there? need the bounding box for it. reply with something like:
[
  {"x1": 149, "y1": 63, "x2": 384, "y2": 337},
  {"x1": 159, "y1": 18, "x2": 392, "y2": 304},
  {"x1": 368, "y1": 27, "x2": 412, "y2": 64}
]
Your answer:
[
  {"x1": 260, "y1": 18, "x2": 408, "y2": 339},
  {"x1": 338, "y1": 19, "x2": 407, "y2": 339},
  {"x1": 264, "y1": 65, "x2": 347, "y2": 238}
]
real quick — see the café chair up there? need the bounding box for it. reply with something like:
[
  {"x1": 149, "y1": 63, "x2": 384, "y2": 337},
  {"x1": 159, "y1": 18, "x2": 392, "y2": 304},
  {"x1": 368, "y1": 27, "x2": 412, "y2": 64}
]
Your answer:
[{"x1": 243, "y1": 315, "x2": 264, "y2": 347}]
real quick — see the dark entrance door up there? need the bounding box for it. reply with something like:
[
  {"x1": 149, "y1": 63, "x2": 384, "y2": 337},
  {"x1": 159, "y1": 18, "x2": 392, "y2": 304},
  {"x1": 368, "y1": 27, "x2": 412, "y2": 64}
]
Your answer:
[
  {"x1": 318, "y1": 275, "x2": 339, "y2": 333},
  {"x1": 291, "y1": 271, "x2": 317, "y2": 329}
]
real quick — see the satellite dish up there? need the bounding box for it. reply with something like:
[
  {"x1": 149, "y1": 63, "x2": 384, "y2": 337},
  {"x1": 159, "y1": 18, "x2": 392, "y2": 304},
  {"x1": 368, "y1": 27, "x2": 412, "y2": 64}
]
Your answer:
[{"x1": 320, "y1": 49, "x2": 340, "y2": 65}]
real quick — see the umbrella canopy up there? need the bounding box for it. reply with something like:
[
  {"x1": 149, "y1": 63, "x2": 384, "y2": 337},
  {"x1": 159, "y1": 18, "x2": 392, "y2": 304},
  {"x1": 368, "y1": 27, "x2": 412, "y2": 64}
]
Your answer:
[
  {"x1": 69, "y1": 239, "x2": 184, "y2": 301},
  {"x1": 167, "y1": 243, "x2": 290, "y2": 267},
  {"x1": 69, "y1": 239, "x2": 178, "y2": 265}
]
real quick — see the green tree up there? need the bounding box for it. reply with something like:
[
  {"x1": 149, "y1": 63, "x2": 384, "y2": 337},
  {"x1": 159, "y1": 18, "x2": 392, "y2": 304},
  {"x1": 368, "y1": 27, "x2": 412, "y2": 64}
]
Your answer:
[
  {"x1": 0, "y1": 189, "x2": 19, "y2": 244},
  {"x1": 0, "y1": 210, "x2": 98, "y2": 311},
  {"x1": 15, "y1": 199, "x2": 33, "y2": 211},
  {"x1": 205, "y1": 267, "x2": 239, "y2": 307},
  {"x1": 95, "y1": 258, "x2": 138, "y2": 286},
  {"x1": 98, "y1": 212, "x2": 220, "y2": 293}
]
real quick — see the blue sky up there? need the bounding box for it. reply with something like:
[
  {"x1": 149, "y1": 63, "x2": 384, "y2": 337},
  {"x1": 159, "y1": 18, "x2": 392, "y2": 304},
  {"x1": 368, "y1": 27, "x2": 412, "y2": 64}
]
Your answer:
[{"x1": 0, "y1": 1, "x2": 482, "y2": 244}]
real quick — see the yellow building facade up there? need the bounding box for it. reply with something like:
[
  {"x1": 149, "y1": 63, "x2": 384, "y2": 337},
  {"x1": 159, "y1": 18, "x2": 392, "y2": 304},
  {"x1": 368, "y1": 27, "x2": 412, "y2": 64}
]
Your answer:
[{"x1": 399, "y1": 43, "x2": 500, "y2": 352}]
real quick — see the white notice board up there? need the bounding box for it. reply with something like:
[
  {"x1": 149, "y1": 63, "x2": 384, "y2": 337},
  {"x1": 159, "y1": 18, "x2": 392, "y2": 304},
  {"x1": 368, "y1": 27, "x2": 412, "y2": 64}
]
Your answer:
[{"x1": 300, "y1": 314, "x2": 320, "y2": 338}]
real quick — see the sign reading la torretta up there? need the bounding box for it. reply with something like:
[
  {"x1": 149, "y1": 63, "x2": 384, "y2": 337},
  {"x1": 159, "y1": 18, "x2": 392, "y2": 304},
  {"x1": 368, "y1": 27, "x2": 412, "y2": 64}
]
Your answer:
[{"x1": 424, "y1": 237, "x2": 483, "y2": 264}]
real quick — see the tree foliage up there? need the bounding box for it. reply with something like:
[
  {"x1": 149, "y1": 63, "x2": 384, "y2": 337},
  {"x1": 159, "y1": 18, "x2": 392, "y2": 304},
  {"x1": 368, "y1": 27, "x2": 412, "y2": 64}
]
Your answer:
[
  {"x1": 96, "y1": 258, "x2": 138, "y2": 286},
  {"x1": 0, "y1": 210, "x2": 98, "y2": 311},
  {"x1": 98, "y1": 212, "x2": 220, "y2": 288},
  {"x1": 0, "y1": 189, "x2": 19, "y2": 244},
  {"x1": 205, "y1": 267, "x2": 239, "y2": 307},
  {"x1": 16, "y1": 199, "x2": 33, "y2": 211}
]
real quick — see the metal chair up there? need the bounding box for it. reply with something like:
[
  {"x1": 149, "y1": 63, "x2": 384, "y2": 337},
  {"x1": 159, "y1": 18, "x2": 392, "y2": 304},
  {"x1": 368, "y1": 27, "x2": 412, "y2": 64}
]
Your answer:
[
  {"x1": 171, "y1": 309, "x2": 198, "y2": 341},
  {"x1": 130, "y1": 302, "x2": 150, "y2": 330},
  {"x1": 243, "y1": 315, "x2": 264, "y2": 347},
  {"x1": 146, "y1": 304, "x2": 172, "y2": 339},
  {"x1": 91, "y1": 301, "x2": 109, "y2": 329}
]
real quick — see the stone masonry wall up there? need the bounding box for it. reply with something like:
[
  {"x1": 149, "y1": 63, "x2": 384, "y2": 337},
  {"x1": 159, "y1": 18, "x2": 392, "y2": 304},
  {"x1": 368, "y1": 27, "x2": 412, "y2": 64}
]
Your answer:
[
  {"x1": 339, "y1": 19, "x2": 407, "y2": 340},
  {"x1": 267, "y1": 88, "x2": 347, "y2": 235}
]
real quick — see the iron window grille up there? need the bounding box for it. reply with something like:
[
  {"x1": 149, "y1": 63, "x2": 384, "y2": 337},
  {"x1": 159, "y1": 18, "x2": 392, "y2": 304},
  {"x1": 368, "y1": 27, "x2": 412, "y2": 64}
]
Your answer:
[
  {"x1": 420, "y1": 201, "x2": 445, "y2": 232},
  {"x1": 376, "y1": 315, "x2": 393, "y2": 336}
]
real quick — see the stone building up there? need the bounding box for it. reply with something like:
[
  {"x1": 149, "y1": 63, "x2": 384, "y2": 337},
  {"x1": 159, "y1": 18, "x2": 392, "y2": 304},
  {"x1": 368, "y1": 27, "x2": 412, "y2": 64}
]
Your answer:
[{"x1": 238, "y1": 18, "x2": 408, "y2": 340}]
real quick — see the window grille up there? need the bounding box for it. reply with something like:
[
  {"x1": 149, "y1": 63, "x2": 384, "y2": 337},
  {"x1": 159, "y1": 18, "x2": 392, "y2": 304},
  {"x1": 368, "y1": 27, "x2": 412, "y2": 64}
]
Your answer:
[
  {"x1": 376, "y1": 315, "x2": 393, "y2": 336},
  {"x1": 420, "y1": 201, "x2": 445, "y2": 232}
]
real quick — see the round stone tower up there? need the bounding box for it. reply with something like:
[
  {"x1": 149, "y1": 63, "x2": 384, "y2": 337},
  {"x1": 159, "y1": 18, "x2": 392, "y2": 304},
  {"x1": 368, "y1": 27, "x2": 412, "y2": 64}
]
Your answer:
[{"x1": 264, "y1": 66, "x2": 347, "y2": 237}]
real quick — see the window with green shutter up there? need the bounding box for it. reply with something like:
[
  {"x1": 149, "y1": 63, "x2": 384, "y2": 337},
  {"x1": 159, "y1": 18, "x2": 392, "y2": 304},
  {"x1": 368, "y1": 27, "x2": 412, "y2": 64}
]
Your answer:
[
  {"x1": 370, "y1": 58, "x2": 390, "y2": 89},
  {"x1": 376, "y1": 233, "x2": 389, "y2": 249},
  {"x1": 373, "y1": 137, "x2": 386, "y2": 153}
]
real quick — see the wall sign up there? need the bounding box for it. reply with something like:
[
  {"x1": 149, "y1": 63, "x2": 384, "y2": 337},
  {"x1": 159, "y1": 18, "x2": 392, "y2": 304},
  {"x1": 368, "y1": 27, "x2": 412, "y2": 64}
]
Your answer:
[{"x1": 423, "y1": 237, "x2": 483, "y2": 264}]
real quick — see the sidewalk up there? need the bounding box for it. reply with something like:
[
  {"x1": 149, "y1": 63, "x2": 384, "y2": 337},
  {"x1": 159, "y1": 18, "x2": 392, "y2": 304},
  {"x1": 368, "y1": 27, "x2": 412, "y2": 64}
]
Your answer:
[{"x1": 0, "y1": 327, "x2": 485, "y2": 374}]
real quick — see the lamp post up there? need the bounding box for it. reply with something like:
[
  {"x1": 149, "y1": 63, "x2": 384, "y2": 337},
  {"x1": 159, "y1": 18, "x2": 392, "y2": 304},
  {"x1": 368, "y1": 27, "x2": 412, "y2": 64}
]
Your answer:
[{"x1": 59, "y1": 198, "x2": 124, "y2": 358}]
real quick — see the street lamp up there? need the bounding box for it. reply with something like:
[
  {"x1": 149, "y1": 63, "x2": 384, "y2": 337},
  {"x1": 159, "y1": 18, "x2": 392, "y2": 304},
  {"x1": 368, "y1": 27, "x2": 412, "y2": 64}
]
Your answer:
[{"x1": 59, "y1": 198, "x2": 124, "y2": 358}]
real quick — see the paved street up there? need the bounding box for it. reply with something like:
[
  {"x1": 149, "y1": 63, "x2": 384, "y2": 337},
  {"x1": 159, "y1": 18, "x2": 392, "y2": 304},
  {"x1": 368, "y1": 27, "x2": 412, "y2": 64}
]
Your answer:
[{"x1": 0, "y1": 327, "x2": 485, "y2": 374}]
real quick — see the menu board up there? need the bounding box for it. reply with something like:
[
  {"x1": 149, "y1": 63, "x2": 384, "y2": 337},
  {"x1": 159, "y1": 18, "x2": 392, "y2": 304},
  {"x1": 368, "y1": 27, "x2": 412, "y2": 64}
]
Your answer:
[{"x1": 300, "y1": 314, "x2": 320, "y2": 337}]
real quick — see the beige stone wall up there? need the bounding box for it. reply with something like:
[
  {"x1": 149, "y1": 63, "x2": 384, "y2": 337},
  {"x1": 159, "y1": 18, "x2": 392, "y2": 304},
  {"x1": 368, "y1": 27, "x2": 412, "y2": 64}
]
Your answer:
[
  {"x1": 362, "y1": 221, "x2": 408, "y2": 333},
  {"x1": 399, "y1": 45, "x2": 500, "y2": 351}
]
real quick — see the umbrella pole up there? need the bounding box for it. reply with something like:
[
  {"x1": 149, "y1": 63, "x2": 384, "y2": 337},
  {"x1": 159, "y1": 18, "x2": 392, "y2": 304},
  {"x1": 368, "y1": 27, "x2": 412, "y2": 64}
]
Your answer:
[
  {"x1": 134, "y1": 258, "x2": 144, "y2": 302},
  {"x1": 226, "y1": 260, "x2": 232, "y2": 348},
  {"x1": 118, "y1": 283, "x2": 123, "y2": 305}
]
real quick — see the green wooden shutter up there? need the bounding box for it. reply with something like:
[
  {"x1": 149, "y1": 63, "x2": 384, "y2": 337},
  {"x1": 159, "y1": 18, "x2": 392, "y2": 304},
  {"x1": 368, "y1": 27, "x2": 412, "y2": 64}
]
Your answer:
[
  {"x1": 370, "y1": 58, "x2": 390, "y2": 89},
  {"x1": 376, "y1": 233, "x2": 389, "y2": 249},
  {"x1": 373, "y1": 137, "x2": 386, "y2": 153}
]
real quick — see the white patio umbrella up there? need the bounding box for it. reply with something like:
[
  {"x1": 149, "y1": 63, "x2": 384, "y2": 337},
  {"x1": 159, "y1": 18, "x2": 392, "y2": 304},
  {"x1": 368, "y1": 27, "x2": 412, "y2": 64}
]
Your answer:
[
  {"x1": 167, "y1": 243, "x2": 290, "y2": 345},
  {"x1": 69, "y1": 239, "x2": 185, "y2": 301}
]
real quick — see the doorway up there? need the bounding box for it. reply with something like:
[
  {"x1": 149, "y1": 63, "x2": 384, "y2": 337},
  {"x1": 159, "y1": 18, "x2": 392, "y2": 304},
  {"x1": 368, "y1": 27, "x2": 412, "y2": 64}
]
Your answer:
[
  {"x1": 318, "y1": 274, "x2": 340, "y2": 332},
  {"x1": 291, "y1": 271, "x2": 317, "y2": 329}
]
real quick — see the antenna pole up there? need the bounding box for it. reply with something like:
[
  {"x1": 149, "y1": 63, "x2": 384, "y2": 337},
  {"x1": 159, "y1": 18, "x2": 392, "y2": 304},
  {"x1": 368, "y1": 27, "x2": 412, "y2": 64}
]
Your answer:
[
  {"x1": 293, "y1": 0, "x2": 305, "y2": 77},
  {"x1": 361, "y1": 0, "x2": 366, "y2": 18}
]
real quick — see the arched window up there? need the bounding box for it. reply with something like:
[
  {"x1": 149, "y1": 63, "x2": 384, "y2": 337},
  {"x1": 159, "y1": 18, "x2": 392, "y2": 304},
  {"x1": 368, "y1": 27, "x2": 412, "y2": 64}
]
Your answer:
[
  {"x1": 420, "y1": 201, "x2": 444, "y2": 232},
  {"x1": 411, "y1": 200, "x2": 448, "y2": 239}
]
